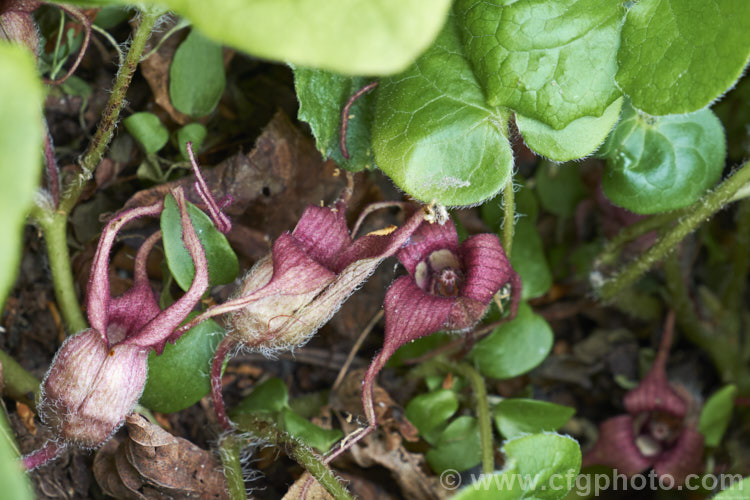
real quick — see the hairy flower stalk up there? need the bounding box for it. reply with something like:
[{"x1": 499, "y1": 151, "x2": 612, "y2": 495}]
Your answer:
[
  {"x1": 178, "y1": 193, "x2": 429, "y2": 429},
  {"x1": 22, "y1": 174, "x2": 225, "y2": 469},
  {"x1": 583, "y1": 311, "x2": 704, "y2": 484}
]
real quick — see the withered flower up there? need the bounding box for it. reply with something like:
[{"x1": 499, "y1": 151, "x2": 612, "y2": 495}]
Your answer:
[
  {"x1": 23, "y1": 186, "x2": 212, "y2": 470},
  {"x1": 181, "y1": 193, "x2": 429, "y2": 429}
]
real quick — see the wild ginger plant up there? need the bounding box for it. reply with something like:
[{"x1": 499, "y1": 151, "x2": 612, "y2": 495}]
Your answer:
[{"x1": 1, "y1": 1, "x2": 750, "y2": 499}]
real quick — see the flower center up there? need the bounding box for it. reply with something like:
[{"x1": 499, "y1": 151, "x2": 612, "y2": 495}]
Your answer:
[
  {"x1": 430, "y1": 267, "x2": 464, "y2": 297},
  {"x1": 634, "y1": 411, "x2": 682, "y2": 458}
]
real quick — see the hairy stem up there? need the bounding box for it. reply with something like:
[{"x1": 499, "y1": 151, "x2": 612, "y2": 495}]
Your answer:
[
  {"x1": 597, "y1": 161, "x2": 750, "y2": 300},
  {"x1": 502, "y1": 179, "x2": 515, "y2": 258},
  {"x1": 218, "y1": 434, "x2": 246, "y2": 500},
  {"x1": 59, "y1": 8, "x2": 161, "y2": 214},
  {"x1": 32, "y1": 8, "x2": 161, "y2": 333},
  {"x1": 437, "y1": 361, "x2": 494, "y2": 474},
  {"x1": 37, "y1": 211, "x2": 87, "y2": 333},
  {"x1": 0, "y1": 350, "x2": 40, "y2": 411},
  {"x1": 234, "y1": 415, "x2": 354, "y2": 500},
  {"x1": 597, "y1": 208, "x2": 687, "y2": 267}
]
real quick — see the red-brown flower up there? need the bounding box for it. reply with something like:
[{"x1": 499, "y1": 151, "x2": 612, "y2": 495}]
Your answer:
[
  {"x1": 583, "y1": 312, "x2": 704, "y2": 484},
  {"x1": 23, "y1": 186, "x2": 212, "y2": 470},
  {"x1": 362, "y1": 218, "x2": 521, "y2": 429}
]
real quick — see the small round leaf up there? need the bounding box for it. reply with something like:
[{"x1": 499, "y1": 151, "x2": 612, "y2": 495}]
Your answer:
[
  {"x1": 405, "y1": 389, "x2": 459, "y2": 437},
  {"x1": 470, "y1": 302, "x2": 553, "y2": 379},
  {"x1": 123, "y1": 112, "x2": 169, "y2": 154},
  {"x1": 600, "y1": 102, "x2": 726, "y2": 214},
  {"x1": 140, "y1": 318, "x2": 226, "y2": 413},
  {"x1": 170, "y1": 29, "x2": 226, "y2": 117}
]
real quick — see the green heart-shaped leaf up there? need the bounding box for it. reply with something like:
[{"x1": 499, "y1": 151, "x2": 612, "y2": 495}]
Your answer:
[
  {"x1": 140, "y1": 317, "x2": 226, "y2": 413},
  {"x1": 294, "y1": 68, "x2": 375, "y2": 172},
  {"x1": 456, "y1": 0, "x2": 623, "y2": 129},
  {"x1": 470, "y1": 302, "x2": 553, "y2": 379},
  {"x1": 373, "y1": 13, "x2": 513, "y2": 206},
  {"x1": 426, "y1": 416, "x2": 482, "y2": 474},
  {"x1": 616, "y1": 0, "x2": 750, "y2": 115},
  {"x1": 600, "y1": 102, "x2": 726, "y2": 214},
  {"x1": 405, "y1": 389, "x2": 459, "y2": 437},
  {"x1": 161, "y1": 193, "x2": 239, "y2": 291}
]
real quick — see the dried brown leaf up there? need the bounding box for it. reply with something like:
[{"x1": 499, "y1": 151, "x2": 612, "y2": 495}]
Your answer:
[{"x1": 94, "y1": 414, "x2": 228, "y2": 500}]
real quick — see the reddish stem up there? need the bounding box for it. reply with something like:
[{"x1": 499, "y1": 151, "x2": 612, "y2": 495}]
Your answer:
[
  {"x1": 212, "y1": 336, "x2": 235, "y2": 430},
  {"x1": 339, "y1": 81, "x2": 378, "y2": 159},
  {"x1": 22, "y1": 440, "x2": 66, "y2": 470}
]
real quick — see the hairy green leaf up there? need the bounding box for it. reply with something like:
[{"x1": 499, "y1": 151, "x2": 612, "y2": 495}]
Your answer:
[
  {"x1": 123, "y1": 112, "x2": 168, "y2": 154},
  {"x1": 617, "y1": 0, "x2": 750, "y2": 115},
  {"x1": 112, "y1": 0, "x2": 452, "y2": 75},
  {"x1": 161, "y1": 194, "x2": 239, "y2": 291},
  {"x1": 699, "y1": 384, "x2": 736, "y2": 447},
  {"x1": 373, "y1": 14, "x2": 512, "y2": 206},
  {"x1": 140, "y1": 317, "x2": 226, "y2": 413},
  {"x1": 170, "y1": 30, "x2": 225, "y2": 118},
  {"x1": 600, "y1": 102, "x2": 726, "y2": 214},
  {"x1": 0, "y1": 44, "x2": 44, "y2": 311},
  {"x1": 456, "y1": 0, "x2": 623, "y2": 129},
  {"x1": 294, "y1": 68, "x2": 376, "y2": 172},
  {"x1": 470, "y1": 302, "x2": 553, "y2": 379},
  {"x1": 517, "y1": 98, "x2": 623, "y2": 161},
  {"x1": 453, "y1": 433, "x2": 581, "y2": 499},
  {"x1": 494, "y1": 399, "x2": 575, "y2": 439},
  {"x1": 426, "y1": 416, "x2": 482, "y2": 474}
]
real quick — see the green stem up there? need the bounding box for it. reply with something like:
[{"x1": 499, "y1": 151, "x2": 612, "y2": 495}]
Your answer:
[
  {"x1": 0, "y1": 350, "x2": 40, "y2": 411},
  {"x1": 437, "y1": 361, "x2": 494, "y2": 474},
  {"x1": 31, "y1": 9, "x2": 161, "y2": 333},
  {"x1": 598, "y1": 161, "x2": 750, "y2": 300},
  {"x1": 502, "y1": 178, "x2": 515, "y2": 258},
  {"x1": 59, "y1": 8, "x2": 161, "y2": 214},
  {"x1": 233, "y1": 415, "x2": 354, "y2": 500},
  {"x1": 35, "y1": 211, "x2": 87, "y2": 333},
  {"x1": 597, "y1": 208, "x2": 687, "y2": 266},
  {"x1": 219, "y1": 435, "x2": 246, "y2": 500}
]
